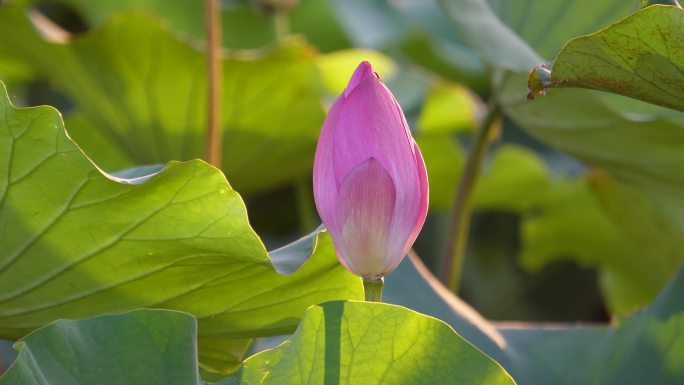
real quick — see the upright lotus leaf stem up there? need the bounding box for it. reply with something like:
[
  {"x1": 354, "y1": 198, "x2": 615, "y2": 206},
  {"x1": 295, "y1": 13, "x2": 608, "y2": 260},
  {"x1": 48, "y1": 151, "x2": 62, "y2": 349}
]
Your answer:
[
  {"x1": 274, "y1": 11, "x2": 290, "y2": 40},
  {"x1": 312, "y1": 62, "x2": 429, "y2": 303},
  {"x1": 442, "y1": 101, "x2": 501, "y2": 292},
  {"x1": 204, "y1": 0, "x2": 222, "y2": 168}
]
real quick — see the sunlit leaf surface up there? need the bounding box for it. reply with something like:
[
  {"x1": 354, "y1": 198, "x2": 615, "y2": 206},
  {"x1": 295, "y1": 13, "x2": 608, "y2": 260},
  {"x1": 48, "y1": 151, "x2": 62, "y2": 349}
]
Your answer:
[
  {"x1": 528, "y1": 5, "x2": 684, "y2": 112},
  {"x1": 219, "y1": 302, "x2": 516, "y2": 385},
  {"x1": 0, "y1": 83, "x2": 363, "y2": 374},
  {"x1": 0, "y1": 6, "x2": 325, "y2": 193}
]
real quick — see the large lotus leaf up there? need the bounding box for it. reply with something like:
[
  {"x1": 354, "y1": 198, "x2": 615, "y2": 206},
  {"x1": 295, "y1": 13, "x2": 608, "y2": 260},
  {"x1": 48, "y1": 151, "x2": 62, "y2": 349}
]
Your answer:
[
  {"x1": 0, "y1": 305, "x2": 516, "y2": 385},
  {"x1": 438, "y1": 0, "x2": 684, "y2": 186},
  {"x1": 22, "y1": 0, "x2": 276, "y2": 49},
  {"x1": 0, "y1": 56, "x2": 33, "y2": 86},
  {"x1": 500, "y1": 74, "x2": 684, "y2": 222},
  {"x1": 434, "y1": 0, "x2": 683, "y2": 314},
  {"x1": 445, "y1": 0, "x2": 684, "y2": 207},
  {"x1": 505, "y1": 79, "x2": 679, "y2": 315},
  {"x1": 0, "y1": 6, "x2": 325, "y2": 193},
  {"x1": 40, "y1": 0, "x2": 360, "y2": 52},
  {"x1": 528, "y1": 5, "x2": 684, "y2": 112},
  {"x1": 590, "y1": 174, "x2": 684, "y2": 311},
  {"x1": 384, "y1": 255, "x2": 684, "y2": 385},
  {"x1": 519, "y1": 174, "x2": 684, "y2": 313},
  {"x1": 438, "y1": 0, "x2": 632, "y2": 71},
  {"x1": 35, "y1": 0, "x2": 356, "y2": 52},
  {"x1": 61, "y1": 113, "x2": 139, "y2": 171},
  {"x1": 438, "y1": 0, "x2": 684, "y2": 213},
  {"x1": 5, "y1": 256, "x2": 681, "y2": 385},
  {"x1": 417, "y1": 110, "x2": 678, "y2": 313},
  {"x1": 289, "y1": 0, "x2": 356, "y2": 52},
  {"x1": 504, "y1": 73, "x2": 684, "y2": 312},
  {"x1": 328, "y1": 0, "x2": 488, "y2": 89},
  {"x1": 0, "y1": 310, "x2": 201, "y2": 385},
  {"x1": 330, "y1": 0, "x2": 445, "y2": 48},
  {"x1": 0, "y1": 83, "x2": 363, "y2": 374},
  {"x1": 223, "y1": 301, "x2": 516, "y2": 385}
]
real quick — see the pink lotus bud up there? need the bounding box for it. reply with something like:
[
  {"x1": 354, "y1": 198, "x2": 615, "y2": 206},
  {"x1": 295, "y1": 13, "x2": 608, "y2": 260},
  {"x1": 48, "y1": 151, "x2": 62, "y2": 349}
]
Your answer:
[{"x1": 313, "y1": 61, "x2": 429, "y2": 278}]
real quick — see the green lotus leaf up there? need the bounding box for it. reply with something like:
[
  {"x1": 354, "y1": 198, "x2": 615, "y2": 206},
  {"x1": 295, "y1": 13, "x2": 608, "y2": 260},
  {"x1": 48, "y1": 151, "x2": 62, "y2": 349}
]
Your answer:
[
  {"x1": 0, "y1": 310, "x2": 200, "y2": 385},
  {"x1": 0, "y1": 82, "x2": 363, "y2": 374},
  {"x1": 0, "y1": 6, "x2": 326, "y2": 193},
  {"x1": 528, "y1": 5, "x2": 684, "y2": 112},
  {"x1": 438, "y1": 0, "x2": 632, "y2": 71},
  {"x1": 224, "y1": 301, "x2": 516, "y2": 385}
]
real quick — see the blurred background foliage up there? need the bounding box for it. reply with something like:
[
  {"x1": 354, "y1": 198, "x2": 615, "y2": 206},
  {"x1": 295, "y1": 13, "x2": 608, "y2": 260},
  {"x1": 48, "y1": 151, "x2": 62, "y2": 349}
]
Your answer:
[{"x1": 0, "y1": 0, "x2": 682, "y2": 336}]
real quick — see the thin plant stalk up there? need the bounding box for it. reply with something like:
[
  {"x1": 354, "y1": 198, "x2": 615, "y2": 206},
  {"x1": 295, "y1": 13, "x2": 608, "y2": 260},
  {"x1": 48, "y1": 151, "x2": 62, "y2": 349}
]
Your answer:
[
  {"x1": 441, "y1": 101, "x2": 501, "y2": 292},
  {"x1": 363, "y1": 277, "x2": 384, "y2": 302},
  {"x1": 295, "y1": 177, "x2": 318, "y2": 234},
  {"x1": 204, "y1": 0, "x2": 222, "y2": 168},
  {"x1": 274, "y1": 11, "x2": 290, "y2": 41}
]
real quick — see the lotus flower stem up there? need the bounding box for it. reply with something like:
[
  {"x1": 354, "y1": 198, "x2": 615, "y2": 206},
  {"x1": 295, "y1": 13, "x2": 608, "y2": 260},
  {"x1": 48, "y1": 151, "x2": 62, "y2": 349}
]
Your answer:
[
  {"x1": 442, "y1": 101, "x2": 501, "y2": 292},
  {"x1": 363, "y1": 277, "x2": 384, "y2": 302},
  {"x1": 204, "y1": 0, "x2": 222, "y2": 168}
]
